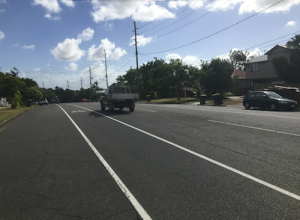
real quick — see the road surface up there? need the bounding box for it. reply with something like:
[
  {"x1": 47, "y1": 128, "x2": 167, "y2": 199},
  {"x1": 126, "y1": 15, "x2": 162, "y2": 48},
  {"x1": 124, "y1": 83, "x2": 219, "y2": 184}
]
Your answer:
[{"x1": 1, "y1": 102, "x2": 300, "y2": 219}]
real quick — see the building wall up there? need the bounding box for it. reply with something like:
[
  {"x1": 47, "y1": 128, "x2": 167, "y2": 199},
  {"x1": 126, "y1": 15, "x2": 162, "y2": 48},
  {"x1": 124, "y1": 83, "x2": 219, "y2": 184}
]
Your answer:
[{"x1": 246, "y1": 46, "x2": 289, "y2": 80}]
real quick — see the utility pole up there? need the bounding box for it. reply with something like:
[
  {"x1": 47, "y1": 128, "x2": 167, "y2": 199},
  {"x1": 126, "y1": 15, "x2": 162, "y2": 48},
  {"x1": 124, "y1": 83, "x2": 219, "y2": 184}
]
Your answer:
[
  {"x1": 104, "y1": 50, "x2": 108, "y2": 88},
  {"x1": 134, "y1": 21, "x2": 139, "y2": 99},
  {"x1": 80, "y1": 77, "x2": 83, "y2": 89},
  {"x1": 67, "y1": 80, "x2": 70, "y2": 103},
  {"x1": 89, "y1": 66, "x2": 93, "y2": 89}
]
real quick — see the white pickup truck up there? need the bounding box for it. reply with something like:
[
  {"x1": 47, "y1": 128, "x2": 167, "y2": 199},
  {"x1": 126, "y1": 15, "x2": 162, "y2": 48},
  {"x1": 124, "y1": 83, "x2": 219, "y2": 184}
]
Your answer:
[{"x1": 100, "y1": 86, "x2": 139, "y2": 112}]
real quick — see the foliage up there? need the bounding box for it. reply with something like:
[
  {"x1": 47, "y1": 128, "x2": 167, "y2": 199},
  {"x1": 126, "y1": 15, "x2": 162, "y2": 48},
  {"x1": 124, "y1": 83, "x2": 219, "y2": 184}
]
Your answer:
[
  {"x1": 229, "y1": 50, "x2": 259, "y2": 70},
  {"x1": 201, "y1": 58, "x2": 234, "y2": 95},
  {"x1": 272, "y1": 34, "x2": 300, "y2": 83},
  {"x1": 0, "y1": 72, "x2": 25, "y2": 108}
]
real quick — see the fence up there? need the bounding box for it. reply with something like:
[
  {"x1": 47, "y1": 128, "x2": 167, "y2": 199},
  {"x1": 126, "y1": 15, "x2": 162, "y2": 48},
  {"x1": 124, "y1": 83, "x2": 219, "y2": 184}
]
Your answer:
[{"x1": 0, "y1": 97, "x2": 9, "y2": 107}]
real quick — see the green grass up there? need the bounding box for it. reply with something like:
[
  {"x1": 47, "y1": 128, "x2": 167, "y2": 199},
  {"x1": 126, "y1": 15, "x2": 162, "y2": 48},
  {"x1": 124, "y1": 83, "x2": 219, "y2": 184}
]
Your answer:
[
  {"x1": 0, "y1": 105, "x2": 37, "y2": 124},
  {"x1": 142, "y1": 98, "x2": 197, "y2": 104}
]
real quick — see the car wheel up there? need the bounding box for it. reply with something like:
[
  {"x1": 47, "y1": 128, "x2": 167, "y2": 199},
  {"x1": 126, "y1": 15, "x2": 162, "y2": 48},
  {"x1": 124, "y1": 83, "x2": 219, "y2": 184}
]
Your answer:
[
  {"x1": 244, "y1": 102, "x2": 251, "y2": 110},
  {"x1": 101, "y1": 104, "x2": 105, "y2": 111},
  {"x1": 109, "y1": 102, "x2": 114, "y2": 112},
  {"x1": 270, "y1": 103, "x2": 277, "y2": 111}
]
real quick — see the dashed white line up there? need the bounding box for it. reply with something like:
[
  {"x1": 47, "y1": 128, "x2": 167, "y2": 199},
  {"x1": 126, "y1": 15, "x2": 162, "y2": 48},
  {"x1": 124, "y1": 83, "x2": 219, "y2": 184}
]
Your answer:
[
  {"x1": 137, "y1": 104, "x2": 300, "y2": 120},
  {"x1": 208, "y1": 120, "x2": 300, "y2": 137},
  {"x1": 57, "y1": 104, "x2": 152, "y2": 220},
  {"x1": 135, "y1": 108, "x2": 156, "y2": 112},
  {"x1": 69, "y1": 104, "x2": 300, "y2": 201}
]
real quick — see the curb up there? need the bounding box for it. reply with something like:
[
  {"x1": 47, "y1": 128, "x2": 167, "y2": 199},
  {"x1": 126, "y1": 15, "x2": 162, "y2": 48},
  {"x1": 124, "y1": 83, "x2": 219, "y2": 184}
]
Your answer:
[{"x1": 0, "y1": 107, "x2": 34, "y2": 132}]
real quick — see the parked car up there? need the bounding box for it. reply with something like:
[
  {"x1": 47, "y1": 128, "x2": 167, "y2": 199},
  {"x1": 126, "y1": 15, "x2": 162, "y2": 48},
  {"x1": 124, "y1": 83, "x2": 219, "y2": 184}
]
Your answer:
[
  {"x1": 243, "y1": 91, "x2": 297, "y2": 111},
  {"x1": 85, "y1": 99, "x2": 91, "y2": 102},
  {"x1": 39, "y1": 98, "x2": 48, "y2": 106},
  {"x1": 80, "y1": 98, "x2": 86, "y2": 102}
]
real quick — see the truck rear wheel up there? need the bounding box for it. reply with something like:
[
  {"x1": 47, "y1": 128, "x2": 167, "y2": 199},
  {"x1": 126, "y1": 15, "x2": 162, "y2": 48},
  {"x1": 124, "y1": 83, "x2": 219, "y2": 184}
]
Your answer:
[
  {"x1": 129, "y1": 106, "x2": 134, "y2": 112},
  {"x1": 109, "y1": 102, "x2": 114, "y2": 112},
  {"x1": 101, "y1": 104, "x2": 105, "y2": 111}
]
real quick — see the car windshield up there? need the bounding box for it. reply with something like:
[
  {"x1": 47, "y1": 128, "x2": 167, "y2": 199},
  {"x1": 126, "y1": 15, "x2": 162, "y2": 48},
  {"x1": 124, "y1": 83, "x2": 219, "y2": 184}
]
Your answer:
[{"x1": 265, "y1": 92, "x2": 282, "y2": 98}]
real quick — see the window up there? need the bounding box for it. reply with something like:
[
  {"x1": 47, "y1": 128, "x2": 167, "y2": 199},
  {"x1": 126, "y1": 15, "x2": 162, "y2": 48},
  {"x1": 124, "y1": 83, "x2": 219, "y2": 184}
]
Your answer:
[
  {"x1": 251, "y1": 63, "x2": 259, "y2": 71},
  {"x1": 249, "y1": 93, "x2": 256, "y2": 98},
  {"x1": 255, "y1": 92, "x2": 265, "y2": 97}
]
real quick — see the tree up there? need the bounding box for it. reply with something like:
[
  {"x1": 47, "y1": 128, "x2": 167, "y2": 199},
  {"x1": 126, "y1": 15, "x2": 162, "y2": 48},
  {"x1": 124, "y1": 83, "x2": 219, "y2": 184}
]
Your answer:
[
  {"x1": 10, "y1": 67, "x2": 19, "y2": 77},
  {"x1": 0, "y1": 72, "x2": 24, "y2": 108},
  {"x1": 272, "y1": 34, "x2": 300, "y2": 83},
  {"x1": 229, "y1": 50, "x2": 258, "y2": 70},
  {"x1": 201, "y1": 58, "x2": 234, "y2": 95}
]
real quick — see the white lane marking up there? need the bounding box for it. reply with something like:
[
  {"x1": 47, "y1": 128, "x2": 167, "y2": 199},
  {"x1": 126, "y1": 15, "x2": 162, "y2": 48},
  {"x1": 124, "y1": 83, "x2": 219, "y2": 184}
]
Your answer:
[
  {"x1": 57, "y1": 104, "x2": 152, "y2": 220},
  {"x1": 208, "y1": 120, "x2": 300, "y2": 137},
  {"x1": 137, "y1": 104, "x2": 300, "y2": 120},
  {"x1": 69, "y1": 104, "x2": 300, "y2": 201},
  {"x1": 135, "y1": 108, "x2": 156, "y2": 112}
]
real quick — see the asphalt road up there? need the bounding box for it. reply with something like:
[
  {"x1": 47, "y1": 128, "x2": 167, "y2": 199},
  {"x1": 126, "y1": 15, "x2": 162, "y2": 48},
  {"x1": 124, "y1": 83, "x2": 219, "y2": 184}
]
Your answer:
[{"x1": 1, "y1": 102, "x2": 300, "y2": 219}]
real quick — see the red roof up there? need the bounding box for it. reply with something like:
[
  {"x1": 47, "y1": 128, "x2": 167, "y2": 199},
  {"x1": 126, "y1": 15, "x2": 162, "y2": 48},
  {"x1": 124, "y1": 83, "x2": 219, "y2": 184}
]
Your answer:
[{"x1": 231, "y1": 69, "x2": 246, "y2": 79}]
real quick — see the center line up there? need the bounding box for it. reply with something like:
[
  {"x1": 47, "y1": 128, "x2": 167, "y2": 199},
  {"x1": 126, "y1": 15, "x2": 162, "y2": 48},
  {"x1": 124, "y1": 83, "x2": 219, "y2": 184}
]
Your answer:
[
  {"x1": 208, "y1": 120, "x2": 300, "y2": 137},
  {"x1": 69, "y1": 104, "x2": 300, "y2": 201},
  {"x1": 135, "y1": 108, "x2": 156, "y2": 112}
]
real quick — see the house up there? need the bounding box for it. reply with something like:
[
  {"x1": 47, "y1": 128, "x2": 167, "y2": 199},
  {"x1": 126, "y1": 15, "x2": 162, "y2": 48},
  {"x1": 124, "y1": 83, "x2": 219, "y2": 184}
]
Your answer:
[{"x1": 245, "y1": 45, "x2": 289, "y2": 90}]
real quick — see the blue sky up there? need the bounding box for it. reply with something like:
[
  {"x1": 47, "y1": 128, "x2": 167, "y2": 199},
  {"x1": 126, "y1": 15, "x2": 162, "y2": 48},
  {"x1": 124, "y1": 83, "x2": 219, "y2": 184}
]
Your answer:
[{"x1": 0, "y1": 0, "x2": 299, "y2": 90}]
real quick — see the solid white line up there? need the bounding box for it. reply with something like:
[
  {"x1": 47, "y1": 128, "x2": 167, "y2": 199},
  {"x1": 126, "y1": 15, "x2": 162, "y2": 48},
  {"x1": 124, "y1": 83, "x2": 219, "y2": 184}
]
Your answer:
[
  {"x1": 56, "y1": 104, "x2": 152, "y2": 220},
  {"x1": 208, "y1": 120, "x2": 300, "y2": 137},
  {"x1": 69, "y1": 104, "x2": 300, "y2": 201},
  {"x1": 135, "y1": 108, "x2": 156, "y2": 112},
  {"x1": 137, "y1": 104, "x2": 300, "y2": 120}
]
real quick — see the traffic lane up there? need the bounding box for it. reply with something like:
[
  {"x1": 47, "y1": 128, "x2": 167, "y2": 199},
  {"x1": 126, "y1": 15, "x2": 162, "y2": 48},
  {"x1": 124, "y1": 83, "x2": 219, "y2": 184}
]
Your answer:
[
  {"x1": 0, "y1": 104, "x2": 139, "y2": 220},
  {"x1": 62, "y1": 104, "x2": 300, "y2": 219},
  {"x1": 136, "y1": 103, "x2": 300, "y2": 134},
  {"x1": 73, "y1": 103, "x2": 300, "y2": 195}
]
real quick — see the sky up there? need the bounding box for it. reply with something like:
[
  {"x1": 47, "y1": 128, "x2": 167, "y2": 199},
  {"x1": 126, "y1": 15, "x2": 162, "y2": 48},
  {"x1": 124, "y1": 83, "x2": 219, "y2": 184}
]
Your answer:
[{"x1": 0, "y1": 0, "x2": 300, "y2": 90}]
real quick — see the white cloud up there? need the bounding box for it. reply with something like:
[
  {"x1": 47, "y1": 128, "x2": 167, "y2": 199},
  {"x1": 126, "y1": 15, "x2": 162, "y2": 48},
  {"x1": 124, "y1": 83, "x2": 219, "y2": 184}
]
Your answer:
[
  {"x1": 77, "y1": 28, "x2": 94, "y2": 41},
  {"x1": 19, "y1": 71, "x2": 26, "y2": 78},
  {"x1": 0, "y1": 30, "x2": 5, "y2": 42},
  {"x1": 0, "y1": 0, "x2": 6, "y2": 3},
  {"x1": 44, "y1": 13, "x2": 60, "y2": 20},
  {"x1": 166, "y1": 53, "x2": 199, "y2": 65},
  {"x1": 286, "y1": 21, "x2": 296, "y2": 27},
  {"x1": 168, "y1": 1, "x2": 187, "y2": 9},
  {"x1": 129, "y1": 35, "x2": 153, "y2": 47},
  {"x1": 12, "y1": 43, "x2": 19, "y2": 47},
  {"x1": 51, "y1": 38, "x2": 85, "y2": 61},
  {"x1": 60, "y1": 0, "x2": 75, "y2": 8},
  {"x1": 182, "y1": 55, "x2": 199, "y2": 65},
  {"x1": 90, "y1": 1, "x2": 174, "y2": 22},
  {"x1": 33, "y1": 0, "x2": 61, "y2": 13},
  {"x1": 23, "y1": 45, "x2": 35, "y2": 50},
  {"x1": 65, "y1": 62, "x2": 78, "y2": 70},
  {"x1": 0, "y1": 9, "x2": 5, "y2": 13},
  {"x1": 166, "y1": 53, "x2": 182, "y2": 63},
  {"x1": 105, "y1": 22, "x2": 114, "y2": 31},
  {"x1": 88, "y1": 38, "x2": 127, "y2": 61},
  {"x1": 238, "y1": 0, "x2": 300, "y2": 14},
  {"x1": 216, "y1": 48, "x2": 262, "y2": 60}
]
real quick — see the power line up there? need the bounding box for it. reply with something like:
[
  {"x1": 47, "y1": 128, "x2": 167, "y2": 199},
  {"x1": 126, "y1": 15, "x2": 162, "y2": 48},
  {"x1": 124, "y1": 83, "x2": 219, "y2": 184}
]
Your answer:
[
  {"x1": 141, "y1": 0, "x2": 213, "y2": 35},
  {"x1": 141, "y1": 0, "x2": 284, "y2": 55},
  {"x1": 146, "y1": 0, "x2": 231, "y2": 38}
]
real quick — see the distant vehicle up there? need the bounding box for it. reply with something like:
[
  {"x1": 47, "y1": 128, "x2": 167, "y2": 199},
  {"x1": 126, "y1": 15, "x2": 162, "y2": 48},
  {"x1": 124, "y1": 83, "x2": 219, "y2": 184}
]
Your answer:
[
  {"x1": 85, "y1": 99, "x2": 91, "y2": 102},
  {"x1": 80, "y1": 98, "x2": 86, "y2": 102},
  {"x1": 39, "y1": 98, "x2": 48, "y2": 106},
  {"x1": 100, "y1": 86, "x2": 139, "y2": 112},
  {"x1": 243, "y1": 91, "x2": 297, "y2": 111}
]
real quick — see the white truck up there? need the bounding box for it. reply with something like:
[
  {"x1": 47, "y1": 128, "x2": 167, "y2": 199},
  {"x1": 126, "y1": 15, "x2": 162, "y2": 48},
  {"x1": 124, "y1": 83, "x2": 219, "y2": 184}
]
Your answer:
[{"x1": 100, "y1": 86, "x2": 139, "y2": 112}]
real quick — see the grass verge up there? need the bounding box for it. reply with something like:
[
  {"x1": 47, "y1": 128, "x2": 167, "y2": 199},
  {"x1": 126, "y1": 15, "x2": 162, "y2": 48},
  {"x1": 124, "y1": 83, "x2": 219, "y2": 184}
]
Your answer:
[
  {"x1": 141, "y1": 98, "x2": 197, "y2": 104},
  {"x1": 0, "y1": 105, "x2": 38, "y2": 124},
  {"x1": 204, "y1": 99, "x2": 243, "y2": 106}
]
